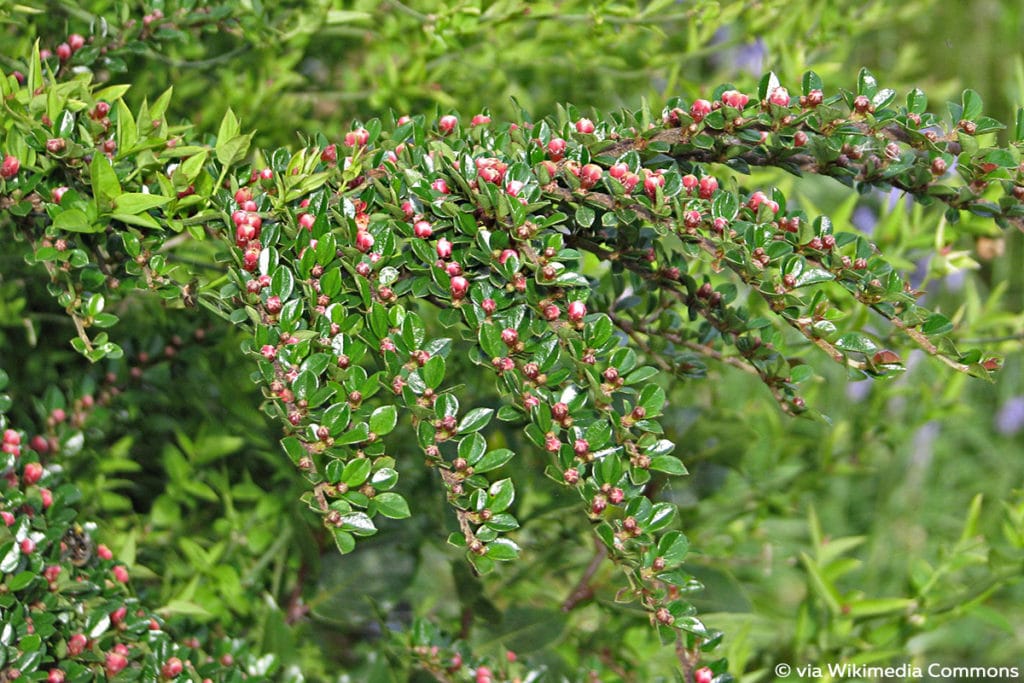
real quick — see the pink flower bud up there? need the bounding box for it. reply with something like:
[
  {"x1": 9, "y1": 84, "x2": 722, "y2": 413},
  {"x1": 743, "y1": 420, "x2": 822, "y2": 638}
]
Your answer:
[
  {"x1": 768, "y1": 87, "x2": 790, "y2": 107},
  {"x1": 546, "y1": 138, "x2": 567, "y2": 161},
  {"x1": 579, "y1": 163, "x2": 602, "y2": 189},
  {"x1": 23, "y1": 462, "x2": 43, "y2": 485},
  {"x1": 436, "y1": 238, "x2": 453, "y2": 259},
  {"x1": 105, "y1": 652, "x2": 129, "y2": 677},
  {"x1": 0, "y1": 154, "x2": 20, "y2": 179},
  {"x1": 699, "y1": 176, "x2": 718, "y2": 199},
  {"x1": 575, "y1": 118, "x2": 595, "y2": 134},
  {"x1": 438, "y1": 115, "x2": 458, "y2": 134},
  {"x1": 450, "y1": 275, "x2": 469, "y2": 300},
  {"x1": 721, "y1": 90, "x2": 749, "y2": 109},
  {"x1": 413, "y1": 220, "x2": 433, "y2": 238},
  {"x1": 68, "y1": 634, "x2": 88, "y2": 656},
  {"x1": 355, "y1": 231, "x2": 375, "y2": 253},
  {"x1": 690, "y1": 99, "x2": 712, "y2": 121}
]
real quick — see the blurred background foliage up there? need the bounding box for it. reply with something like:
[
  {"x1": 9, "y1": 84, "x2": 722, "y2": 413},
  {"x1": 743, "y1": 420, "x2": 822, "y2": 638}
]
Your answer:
[{"x1": 2, "y1": 0, "x2": 1022, "y2": 679}]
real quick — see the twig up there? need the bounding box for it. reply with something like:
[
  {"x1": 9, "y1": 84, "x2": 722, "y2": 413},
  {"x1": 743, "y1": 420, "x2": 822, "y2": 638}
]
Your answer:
[{"x1": 562, "y1": 542, "x2": 607, "y2": 612}]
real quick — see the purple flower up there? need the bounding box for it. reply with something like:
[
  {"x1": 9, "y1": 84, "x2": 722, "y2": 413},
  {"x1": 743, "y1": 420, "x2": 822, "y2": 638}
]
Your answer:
[
  {"x1": 852, "y1": 205, "x2": 877, "y2": 235},
  {"x1": 996, "y1": 396, "x2": 1024, "y2": 436},
  {"x1": 846, "y1": 380, "x2": 872, "y2": 403},
  {"x1": 733, "y1": 38, "x2": 766, "y2": 76}
]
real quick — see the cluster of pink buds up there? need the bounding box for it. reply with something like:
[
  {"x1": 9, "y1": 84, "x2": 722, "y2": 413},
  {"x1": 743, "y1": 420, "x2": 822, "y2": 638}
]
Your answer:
[{"x1": 2, "y1": 428, "x2": 21, "y2": 456}]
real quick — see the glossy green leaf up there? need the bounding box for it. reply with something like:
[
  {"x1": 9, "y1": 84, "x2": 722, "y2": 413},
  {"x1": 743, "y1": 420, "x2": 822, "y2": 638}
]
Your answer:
[
  {"x1": 458, "y1": 407, "x2": 494, "y2": 434},
  {"x1": 371, "y1": 492, "x2": 410, "y2": 519},
  {"x1": 369, "y1": 405, "x2": 398, "y2": 435}
]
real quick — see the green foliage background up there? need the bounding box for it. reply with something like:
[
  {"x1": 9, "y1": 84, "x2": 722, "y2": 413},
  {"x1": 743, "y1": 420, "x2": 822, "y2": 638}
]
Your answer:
[{"x1": 1, "y1": 0, "x2": 1022, "y2": 680}]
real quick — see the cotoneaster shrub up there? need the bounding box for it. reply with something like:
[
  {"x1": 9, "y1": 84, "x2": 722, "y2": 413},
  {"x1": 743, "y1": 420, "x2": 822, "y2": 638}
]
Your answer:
[{"x1": 3, "y1": 4, "x2": 1024, "y2": 682}]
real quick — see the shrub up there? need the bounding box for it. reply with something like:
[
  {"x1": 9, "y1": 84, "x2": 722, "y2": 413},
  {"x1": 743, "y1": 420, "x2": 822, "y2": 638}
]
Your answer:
[{"x1": 2, "y1": 2, "x2": 1023, "y2": 680}]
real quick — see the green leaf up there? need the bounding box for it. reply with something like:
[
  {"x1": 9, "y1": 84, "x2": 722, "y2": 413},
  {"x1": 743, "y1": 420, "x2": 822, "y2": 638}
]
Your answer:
[
  {"x1": 474, "y1": 448, "x2": 515, "y2": 473},
  {"x1": 339, "y1": 512, "x2": 377, "y2": 536},
  {"x1": 649, "y1": 455, "x2": 687, "y2": 475},
  {"x1": 116, "y1": 98, "x2": 138, "y2": 154},
  {"x1": 962, "y1": 89, "x2": 983, "y2": 121},
  {"x1": 857, "y1": 68, "x2": 878, "y2": 98},
  {"x1": 459, "y1": 433, "x2": 487, "y2": 463},
  {"x1": 922, "y1": 313, "x2": 953, "y2": 336},
  {"x1": 624, "y1": 366, "x2": 659, "y2": 385},
  {"x1": 758, "y1": 71, "x2": 780, "y2": 101},
  {"x1": 90, "y1": 154, "x2": 121, "y2": 205},
  {"x1": 485, "y1": 538, "x2": 520, "y2": 561},
  {"x1": 422, "y1": 355, "x2": 446, "y2": 389},
  {"x1": 711, "y1": 190, "x2": 738, "y2": 220},
  {"x1": 800, "y1": 552, "x2": 842, "y2": 615},
  {"x1": 458, "y1": 407, "x2": 494, "y2": 433},
  {"x1": 658, "y1": 531, "x2": 690, "y2": 566},
  {"x1": 217, "y1": 132, "x2": 255, "y2": 168},
  {"x1": 575, "y1": 205, "x2": 595, "y2": 228},
  {"x1": 845, "y1": 597, "x2": 915, "y2": 618},
  {"x1": 336, "y1": 422, "x2": 370, "y2": 445},
  {"x1": 111, "y1": 212, "x2": 161, "y2": 229},
  {"x1": 487, "y1": 478, "x2": 515, "y2": 513},
  {"x1": 175, "y1": 150, "x2": 209, "y2": 185},
  {"x1": 834, "y1": 332, "x2": 878, "y2": 354},
  {"x1": 371, "y1": 492, "x2": 411, "y2": 519},
  {"x1": 802, "y1": 70, "x2": 823, "y2": 95},
  {"x1": 794, "y1": 268, "x2": 834, "y2": 288},
  {"x1": 114, "y1": 192, "x2": 171, "y2": 215},
  {"x1": 486, "y1": 607, "x2": 568, "y2": 653},
  {"x1": 638, "y1": 384, "x2": 666, "y2": 415},
  {"x1": 331, "y1": 528, "x2": 356, "y2": 554},
  {"x1": 217, "y1": 108, "x2": 241, "y2": 145},
  {"x1": 369, "y1": 405, "x2": 398, "y2": 435},
  {"x1": 907, "y1": 88, "x2": 928, "y2": 115},
  {"x1": 341, "y1": 458, "x2": 372, "y2": 487},
  {"x1": 53, "y1": 209, "x2": 99, "y2": 233},
  {"x1": 7, "y1": 570, "x2": 36, "y2": 591}
]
